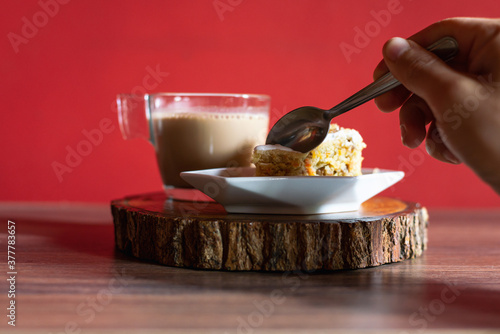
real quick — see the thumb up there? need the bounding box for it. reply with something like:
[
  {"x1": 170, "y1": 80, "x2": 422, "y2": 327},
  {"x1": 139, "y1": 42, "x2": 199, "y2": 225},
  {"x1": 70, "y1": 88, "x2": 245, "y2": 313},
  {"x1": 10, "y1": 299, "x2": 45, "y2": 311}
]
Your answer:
[{"x1": 383, "y1": 37, "x2": 467, "y2": 114}]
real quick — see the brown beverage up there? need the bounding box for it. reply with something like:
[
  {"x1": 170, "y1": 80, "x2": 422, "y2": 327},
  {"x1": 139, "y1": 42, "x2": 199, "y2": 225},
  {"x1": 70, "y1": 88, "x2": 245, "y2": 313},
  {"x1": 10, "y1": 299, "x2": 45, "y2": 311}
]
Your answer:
[{"x1": 152, "y1": 110, "x2": 269, "y2": 188}]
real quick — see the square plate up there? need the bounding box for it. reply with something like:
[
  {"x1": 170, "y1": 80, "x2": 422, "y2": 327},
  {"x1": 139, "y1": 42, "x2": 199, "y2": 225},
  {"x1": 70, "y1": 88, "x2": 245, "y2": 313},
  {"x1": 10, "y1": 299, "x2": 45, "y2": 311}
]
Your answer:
[{"x1": 180, "y1": 167, "x2": 404, "y2": 215}]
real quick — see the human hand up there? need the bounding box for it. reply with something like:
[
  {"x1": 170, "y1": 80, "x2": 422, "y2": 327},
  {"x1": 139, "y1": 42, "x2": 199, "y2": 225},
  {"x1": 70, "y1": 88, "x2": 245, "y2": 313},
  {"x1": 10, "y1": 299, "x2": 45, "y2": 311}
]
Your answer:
[{"x1": 373, "y1": 17, "x2": 500, "y2": 194}]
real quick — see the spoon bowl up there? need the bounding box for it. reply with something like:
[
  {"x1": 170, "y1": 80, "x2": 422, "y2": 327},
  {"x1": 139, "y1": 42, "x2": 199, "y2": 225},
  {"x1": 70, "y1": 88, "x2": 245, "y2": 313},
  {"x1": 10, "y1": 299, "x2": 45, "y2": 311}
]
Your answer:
[{"x1": 265, "y1": 106, "x2": 328, "y2": 153}]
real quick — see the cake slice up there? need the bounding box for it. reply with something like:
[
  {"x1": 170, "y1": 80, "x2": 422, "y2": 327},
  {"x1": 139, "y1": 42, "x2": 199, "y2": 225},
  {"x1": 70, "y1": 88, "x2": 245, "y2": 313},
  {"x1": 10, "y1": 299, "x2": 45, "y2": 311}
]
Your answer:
[{"x1": 252, "y1": 124, "x2": 366, "y2": 176}]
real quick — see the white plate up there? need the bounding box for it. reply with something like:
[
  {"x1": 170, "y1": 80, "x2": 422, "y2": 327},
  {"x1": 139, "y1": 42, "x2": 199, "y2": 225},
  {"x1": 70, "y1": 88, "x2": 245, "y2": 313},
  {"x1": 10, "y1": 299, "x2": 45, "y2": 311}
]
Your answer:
[{"x1": 180, "y1": 167, "x2": 404, "y2": 215}]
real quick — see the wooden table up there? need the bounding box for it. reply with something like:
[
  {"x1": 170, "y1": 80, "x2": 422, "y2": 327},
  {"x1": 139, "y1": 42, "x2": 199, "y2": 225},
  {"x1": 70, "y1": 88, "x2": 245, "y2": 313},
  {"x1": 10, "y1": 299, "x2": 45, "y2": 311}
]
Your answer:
[{"x1": 1, "y1": 201, "x2": 500, "y2": 333}]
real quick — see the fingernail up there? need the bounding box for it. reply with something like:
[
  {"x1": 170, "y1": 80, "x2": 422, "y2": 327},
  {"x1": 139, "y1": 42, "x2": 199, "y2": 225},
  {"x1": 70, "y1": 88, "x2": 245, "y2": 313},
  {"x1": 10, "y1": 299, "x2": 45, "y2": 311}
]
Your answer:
[
  {"x1": 385, "y1": 37, "x2": 411, "y2": 62},
  {"x1": 443, "y1": 151, "x2": 461, "y2": 164},
  {"x1": 400, "y1": 124, "x2": 408, "y2": 146}
]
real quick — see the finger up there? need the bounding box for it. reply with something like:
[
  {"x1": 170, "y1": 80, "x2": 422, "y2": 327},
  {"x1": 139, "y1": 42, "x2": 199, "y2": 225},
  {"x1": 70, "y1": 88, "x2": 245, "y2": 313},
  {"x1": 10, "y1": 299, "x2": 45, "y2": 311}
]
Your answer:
[
  {"x1": 468, "y1": 32, "x2": 500, "y2": 79},
  {"x1": 425, "y1": 121, "x2": 461, "y2": 164},
  {"x1": 374, "y1": 18, "x2": 500, "y2": 114},
  {"x1": 399, "y1": 95, "x2": 433, "y2": 148},
  {"x1": 382, "y1": 37, "x2": 471, "y2": 115},
  {"x1": 374, "y1": 86, "x2": 411, "y2": 113},
  {"x1": 405, "y1": 17, "x2": 500, "y2": 69},
  {"x1": 373, "y1": 56, "x2": 412, "y2": 113},
  {"x1": 373, "y1": 57, "x2": 389, "y2": 80}
]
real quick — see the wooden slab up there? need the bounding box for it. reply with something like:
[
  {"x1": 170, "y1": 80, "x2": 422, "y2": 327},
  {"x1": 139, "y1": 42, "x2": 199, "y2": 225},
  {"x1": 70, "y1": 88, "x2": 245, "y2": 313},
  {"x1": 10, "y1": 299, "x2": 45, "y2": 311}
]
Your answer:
[{"x1": 111, "y1": 192, "x2": 428, "y2": 271}]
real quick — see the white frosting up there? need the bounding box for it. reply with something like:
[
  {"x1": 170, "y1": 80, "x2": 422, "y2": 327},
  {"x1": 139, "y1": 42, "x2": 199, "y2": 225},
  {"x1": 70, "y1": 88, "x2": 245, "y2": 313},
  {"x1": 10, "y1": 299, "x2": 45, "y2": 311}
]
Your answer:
[
  {"x1": 254, "y1": 144, "x2": 297, "y2": 152},
  {"x1": 324, "y1": 128, "x2": 364, "y2": 147}
]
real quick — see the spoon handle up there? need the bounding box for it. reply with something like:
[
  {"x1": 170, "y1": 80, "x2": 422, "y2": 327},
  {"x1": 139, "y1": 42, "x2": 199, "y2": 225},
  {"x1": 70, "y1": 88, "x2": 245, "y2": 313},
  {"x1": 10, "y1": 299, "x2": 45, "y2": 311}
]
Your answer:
[{"x1": 328, "y1": 36, "x2": 459, "y2": 118}]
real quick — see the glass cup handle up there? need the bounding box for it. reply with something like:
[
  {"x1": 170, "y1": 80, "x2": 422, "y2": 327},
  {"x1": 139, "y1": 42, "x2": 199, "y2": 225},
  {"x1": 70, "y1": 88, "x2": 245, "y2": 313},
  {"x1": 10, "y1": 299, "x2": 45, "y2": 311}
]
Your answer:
[{"x1": 116, "y1": 94, "x2": 152, "y2": 142}]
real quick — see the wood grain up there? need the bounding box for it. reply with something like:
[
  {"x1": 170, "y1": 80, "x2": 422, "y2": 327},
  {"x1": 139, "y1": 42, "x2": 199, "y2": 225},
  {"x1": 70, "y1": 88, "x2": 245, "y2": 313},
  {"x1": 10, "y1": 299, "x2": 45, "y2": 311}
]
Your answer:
[
  {"x1": 111, "y1": 193, "x2": 428, "y2": 271},
  {"x1": 1, "y1": 203, "x2": 500, "y2": 333}
]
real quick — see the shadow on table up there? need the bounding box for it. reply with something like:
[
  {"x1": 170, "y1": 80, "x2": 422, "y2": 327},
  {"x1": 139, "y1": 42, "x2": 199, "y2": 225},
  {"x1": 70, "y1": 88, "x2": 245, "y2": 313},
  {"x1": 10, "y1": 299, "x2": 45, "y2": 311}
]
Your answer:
[
  {"x1": 111, "y1": 249, "x2": 500, "y2": 330},
  {"x1": 11, "y1": 217, "x2": 115, "y2": 257},
  {"x1": 15, "y1": 217, "x2": 500, "y2": 330}
]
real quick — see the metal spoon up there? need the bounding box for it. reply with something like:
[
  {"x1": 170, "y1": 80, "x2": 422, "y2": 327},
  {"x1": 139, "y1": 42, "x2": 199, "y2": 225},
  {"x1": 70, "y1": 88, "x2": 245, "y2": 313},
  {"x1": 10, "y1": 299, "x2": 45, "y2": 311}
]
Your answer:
[{"x1": 266, "y1": 36, "x2": 459, "y2": 153}]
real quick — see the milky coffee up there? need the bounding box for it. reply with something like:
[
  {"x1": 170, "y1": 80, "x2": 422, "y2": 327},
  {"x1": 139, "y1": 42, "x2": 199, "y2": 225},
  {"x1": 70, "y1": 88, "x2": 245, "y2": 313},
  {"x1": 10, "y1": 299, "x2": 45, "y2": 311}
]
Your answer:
[{"x1": 152, "y1": 110, "x2": 269, "y2": 188}]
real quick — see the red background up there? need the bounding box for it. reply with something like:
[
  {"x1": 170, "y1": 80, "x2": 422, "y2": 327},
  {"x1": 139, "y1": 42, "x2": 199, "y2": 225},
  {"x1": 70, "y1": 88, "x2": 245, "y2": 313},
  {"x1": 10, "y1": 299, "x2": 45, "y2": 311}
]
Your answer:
[{"x1": 1, "y1": 0, "x2": 498, "y2": 207}]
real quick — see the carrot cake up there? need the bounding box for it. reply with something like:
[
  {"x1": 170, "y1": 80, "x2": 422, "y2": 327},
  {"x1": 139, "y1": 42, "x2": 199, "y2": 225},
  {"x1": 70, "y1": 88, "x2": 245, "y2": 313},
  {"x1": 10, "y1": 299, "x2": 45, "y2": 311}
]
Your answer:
[{"x1": 252, "y1": 124, "x2": 366, "y2": 176}]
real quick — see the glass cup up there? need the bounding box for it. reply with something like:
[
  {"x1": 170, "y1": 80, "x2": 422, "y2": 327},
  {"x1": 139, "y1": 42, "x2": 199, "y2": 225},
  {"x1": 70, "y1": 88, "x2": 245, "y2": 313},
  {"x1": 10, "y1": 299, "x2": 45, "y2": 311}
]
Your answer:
[{"x1": 117, "y1": 93, "x2": 270, "y2": 198}]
